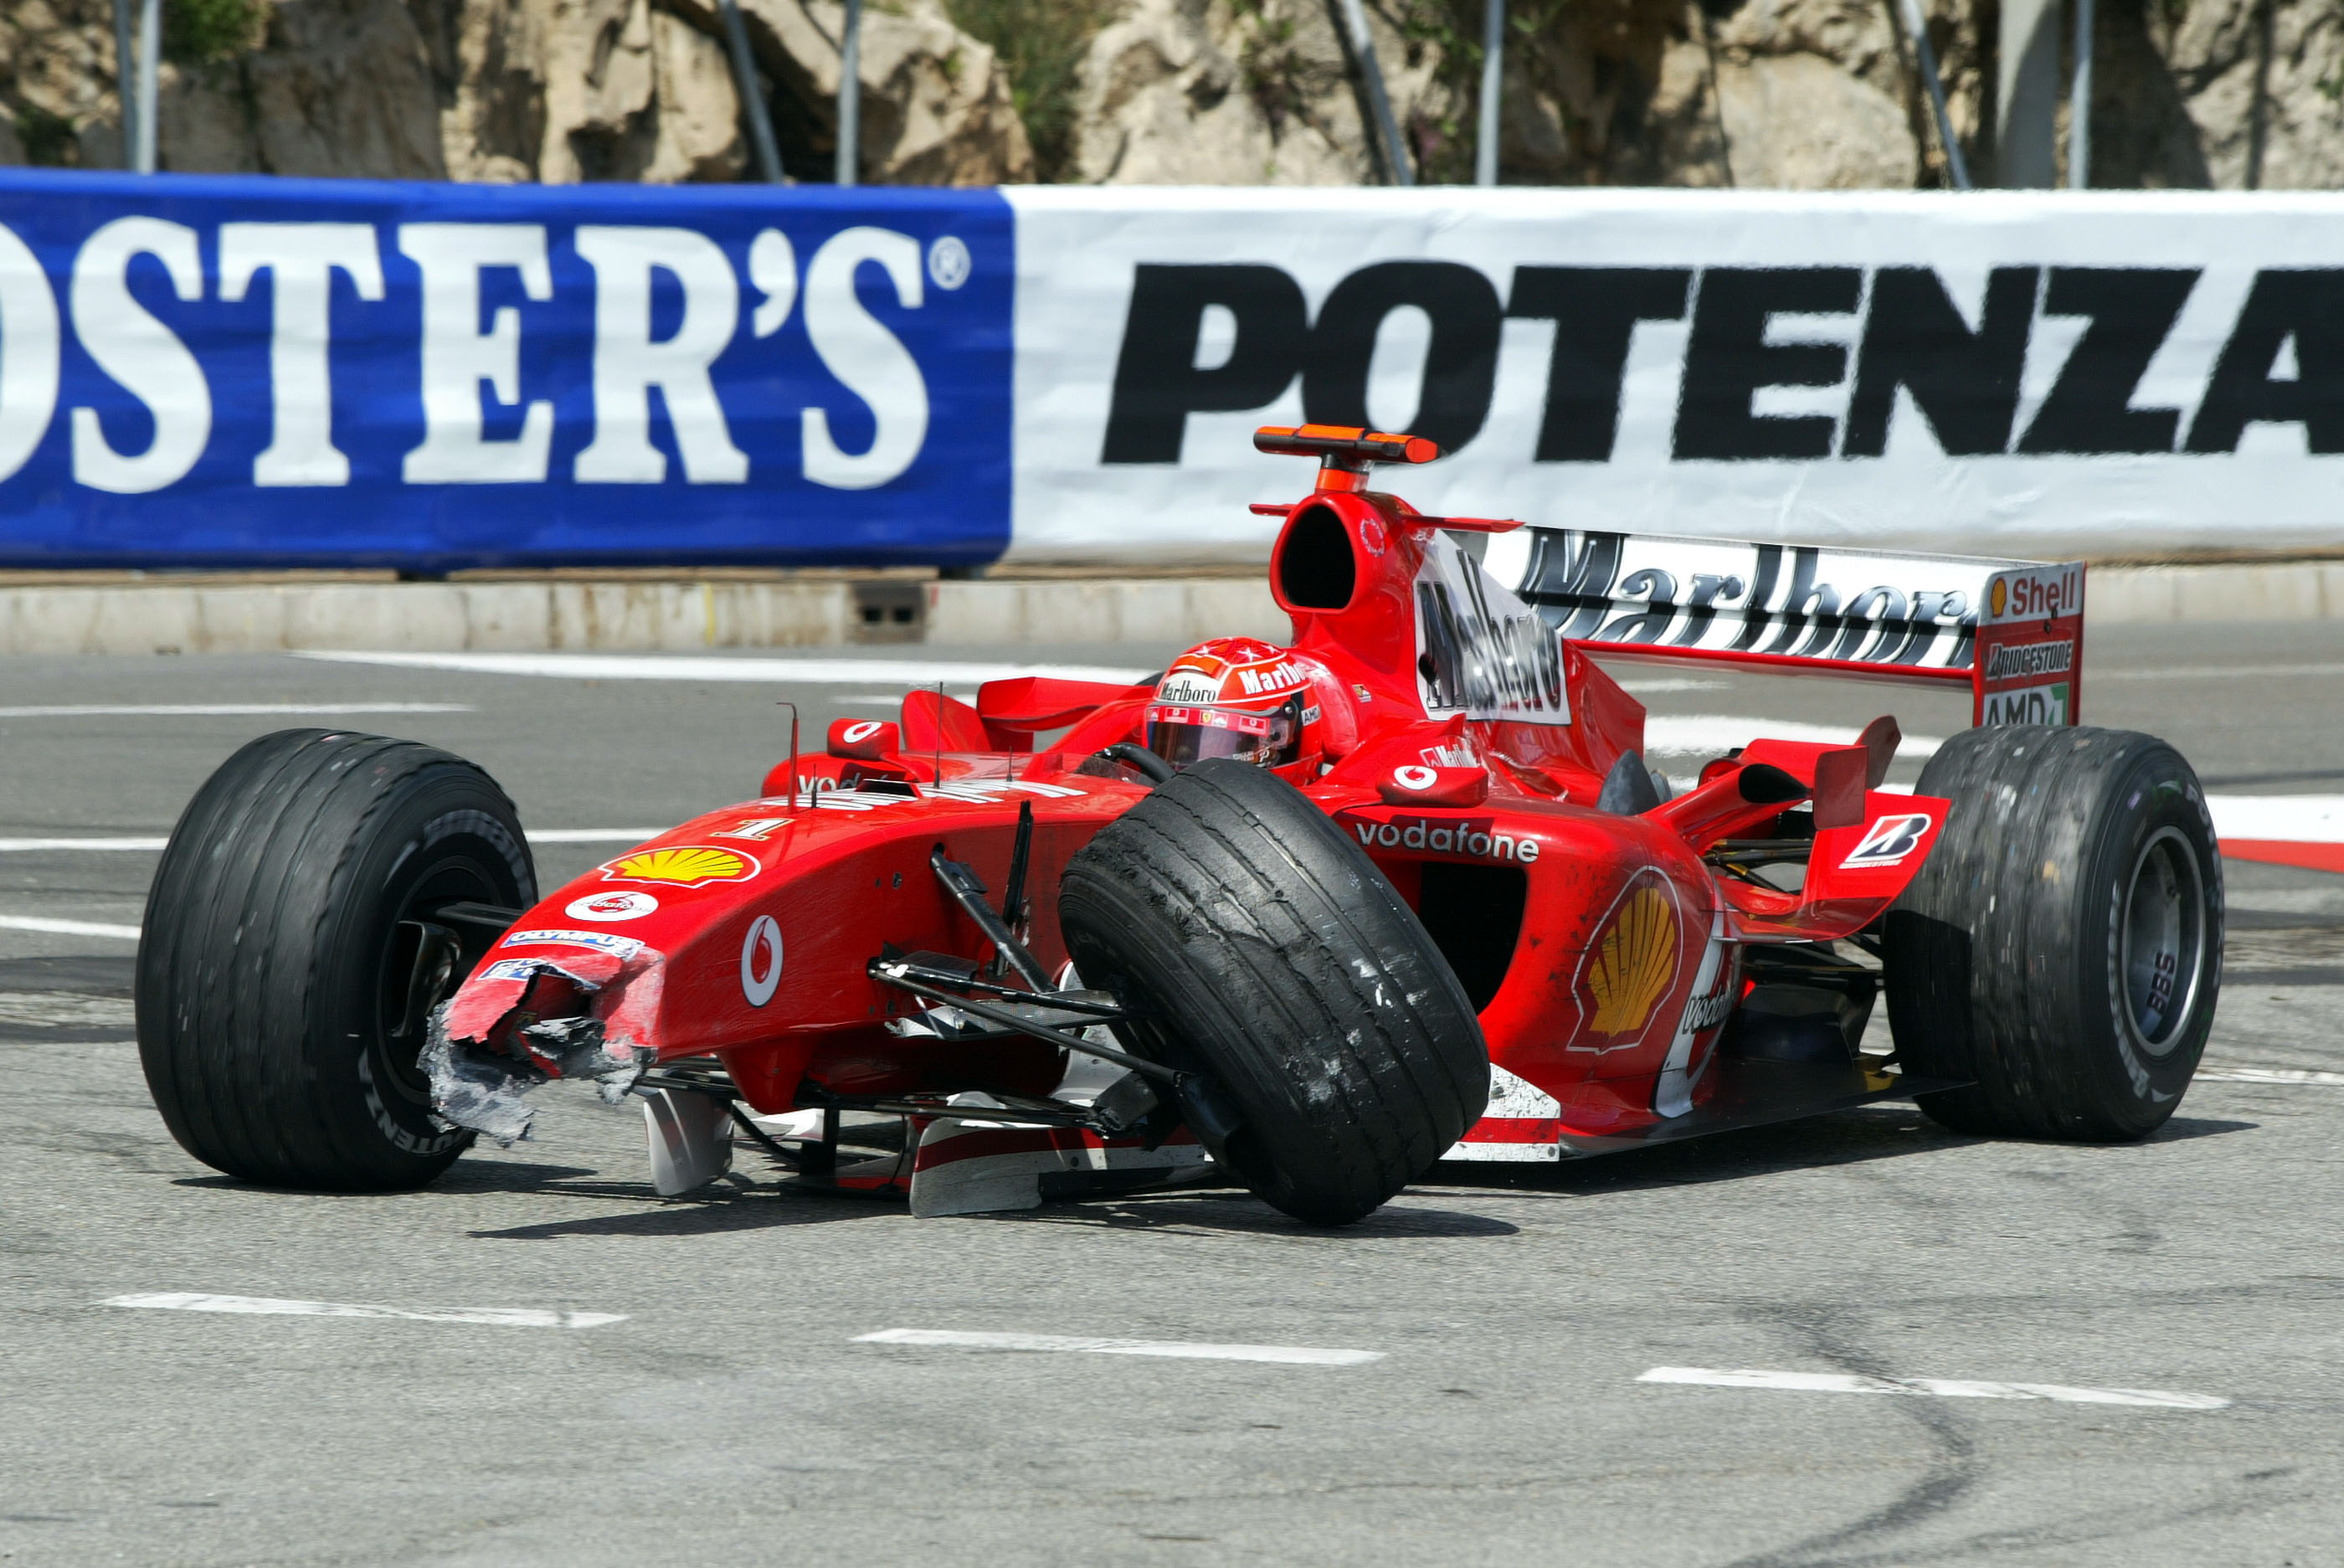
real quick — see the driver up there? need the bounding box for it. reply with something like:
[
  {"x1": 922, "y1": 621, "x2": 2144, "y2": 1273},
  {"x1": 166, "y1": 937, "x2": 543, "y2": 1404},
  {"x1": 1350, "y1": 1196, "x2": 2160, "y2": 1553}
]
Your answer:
[{"x1": 1142, "y1": 637, "x2": 1354, "y2": 779}]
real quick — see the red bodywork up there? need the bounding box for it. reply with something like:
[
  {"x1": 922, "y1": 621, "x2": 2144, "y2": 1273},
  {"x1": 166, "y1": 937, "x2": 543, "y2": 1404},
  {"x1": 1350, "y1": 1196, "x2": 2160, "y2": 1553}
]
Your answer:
[{"x1": 443, "y1": 429, "x2": 1966, "y2": 1156}]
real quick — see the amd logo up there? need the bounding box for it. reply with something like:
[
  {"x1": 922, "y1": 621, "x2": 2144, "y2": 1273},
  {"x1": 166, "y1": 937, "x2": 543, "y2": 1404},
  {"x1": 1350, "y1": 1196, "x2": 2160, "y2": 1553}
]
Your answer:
[{"x1": 1101, "y1": 264, "x2": 2344, "y2": 465}]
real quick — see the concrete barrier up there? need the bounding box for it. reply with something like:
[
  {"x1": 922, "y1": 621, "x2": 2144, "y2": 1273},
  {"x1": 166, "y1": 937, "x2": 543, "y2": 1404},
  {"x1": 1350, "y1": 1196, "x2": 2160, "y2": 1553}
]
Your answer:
[{"x1": 0, "y1": 562, "x2": 2330, "y2": 655}]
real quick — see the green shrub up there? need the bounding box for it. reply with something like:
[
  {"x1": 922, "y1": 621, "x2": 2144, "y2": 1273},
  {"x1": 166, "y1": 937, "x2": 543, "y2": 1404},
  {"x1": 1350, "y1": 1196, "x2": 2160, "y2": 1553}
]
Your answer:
[
  {"x1": 164, "y1": 0, "x2": 265, "y2": 65},
  {"x1": 943, "y1": 0, "x2": 1117, "y2": 179},
  {"x1": 14, "y1": 104, "x2": 77, "y2": 167}
]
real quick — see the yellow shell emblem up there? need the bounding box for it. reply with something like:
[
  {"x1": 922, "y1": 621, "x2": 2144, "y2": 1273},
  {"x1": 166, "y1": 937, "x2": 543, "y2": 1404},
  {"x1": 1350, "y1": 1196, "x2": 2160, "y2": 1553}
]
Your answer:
[
  {"x1": 600, "y1": 845, "x2": 758, "y2": 889},
  {"x1": 1586, "y1": 885, "x2": 1678, "y2": 1036}
]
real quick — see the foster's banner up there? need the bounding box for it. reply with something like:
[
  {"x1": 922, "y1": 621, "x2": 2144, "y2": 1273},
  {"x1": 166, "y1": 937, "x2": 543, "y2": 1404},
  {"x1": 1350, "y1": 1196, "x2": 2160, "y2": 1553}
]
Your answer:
[
  {"x1": 2, "y1": 174, "x2": 2341, "y2": 568},
  {"x1": 0, "y1": 172, "x2": 1011, "y2": 568}
]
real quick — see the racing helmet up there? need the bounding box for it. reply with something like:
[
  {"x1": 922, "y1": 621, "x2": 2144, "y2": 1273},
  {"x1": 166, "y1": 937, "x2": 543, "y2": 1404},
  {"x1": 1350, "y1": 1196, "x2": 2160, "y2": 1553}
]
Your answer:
[{"x1": 1144, "y1": 638, "x2": 1346, "y2": 774}]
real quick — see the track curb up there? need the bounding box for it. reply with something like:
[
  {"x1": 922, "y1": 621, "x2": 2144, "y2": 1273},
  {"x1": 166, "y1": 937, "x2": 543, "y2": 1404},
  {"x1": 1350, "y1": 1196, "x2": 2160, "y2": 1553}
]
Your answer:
[{"x1": 0, "y1": 562, "x2": 2330, "y2": 655}]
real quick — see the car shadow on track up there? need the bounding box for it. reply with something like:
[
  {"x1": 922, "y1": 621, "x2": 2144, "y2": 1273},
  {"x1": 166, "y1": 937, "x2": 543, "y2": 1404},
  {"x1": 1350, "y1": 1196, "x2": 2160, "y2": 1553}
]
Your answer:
[
  {"x1": 992, "y1": 1190, "x2": 1520, "y2": 1238},
  {"x1": 1416, "y1": 1106, "x2": 2257, "y2": 1200},
  {"x1": 468, "y1": 1195, "x2": 882, "y2": 1242}
]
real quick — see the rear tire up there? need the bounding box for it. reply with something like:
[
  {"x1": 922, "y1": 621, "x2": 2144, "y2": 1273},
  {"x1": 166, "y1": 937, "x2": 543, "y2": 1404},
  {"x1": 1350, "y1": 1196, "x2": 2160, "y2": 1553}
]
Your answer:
[
  {"x1": 1059, "y1": 758, "x2": 1488, "y2": 1225},
  {"x1": 136, "y1": 729, "x2": 536, "y2": 1190},
  {"x1": 1884, "y1": 725, "x2": 2222, "y2": 1139}
]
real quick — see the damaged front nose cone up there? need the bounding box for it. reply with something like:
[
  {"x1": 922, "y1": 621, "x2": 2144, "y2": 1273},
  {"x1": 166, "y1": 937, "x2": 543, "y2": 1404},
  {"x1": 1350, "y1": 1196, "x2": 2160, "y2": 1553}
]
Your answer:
[{"x1": 421, "y1": 1008, "x2": 650, "y2": 1146}]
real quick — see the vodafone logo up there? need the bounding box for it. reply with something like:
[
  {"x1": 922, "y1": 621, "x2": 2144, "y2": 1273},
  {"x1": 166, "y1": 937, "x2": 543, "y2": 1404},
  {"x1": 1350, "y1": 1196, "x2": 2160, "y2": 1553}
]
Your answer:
[
  {"x1": 565, "y1": 890, "x2": 659, "y2": 922},
  {"x1": 840, "y1": 721, "x2": 886, "y2": 743},
  {"x1": 1392, "y1": 765, "x2": 1437, "y2": 791},
  {"x1": 740, "y1": 915, "x2": 784, "y2": 1006}
]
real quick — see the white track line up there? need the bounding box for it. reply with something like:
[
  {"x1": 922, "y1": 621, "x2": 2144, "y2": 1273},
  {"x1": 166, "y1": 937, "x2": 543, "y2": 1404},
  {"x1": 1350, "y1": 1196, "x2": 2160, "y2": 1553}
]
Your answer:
[
  {"x1": 2198, "y1": 1067, "x2": 2344, "y2": 1085},
  {"x1": 0, "y1": 915, "x2": 142, "y2": 940},
  {"x1": 1637, "y1": 1366, "x2": 2227, "y2": 1409},
  {"x1": 855, "y1": 1328, "x2": 1383, "y2": 1366},
  {"x1": 0, "y1": 703, "x2": 473, "y2": 717},
  {"x1": 297, "y1": 651, "x2": 1153, "y2": 686},
  {"x1": 106, "y1": 1293, "x2": 624, "y2": 1329},
  {"x1": 835, "y1": 693, "x2": 980, "y2": 705},
  {"x1": 0, "y1": 830, "x2": 662, "y2": 854},
  {"x1": 1645, "y1": 716, "x2": 1946, "y2": 758},
  {"x1": 522, "y1": 830, "x2": 666, "y2": 845}
]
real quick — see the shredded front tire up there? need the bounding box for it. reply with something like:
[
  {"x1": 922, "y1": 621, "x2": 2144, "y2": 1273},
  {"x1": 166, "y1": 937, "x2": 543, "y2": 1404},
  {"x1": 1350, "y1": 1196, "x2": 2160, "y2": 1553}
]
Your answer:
[{"x1": 1059, "y1": 758, "x2": 1488, "y2": 1225}]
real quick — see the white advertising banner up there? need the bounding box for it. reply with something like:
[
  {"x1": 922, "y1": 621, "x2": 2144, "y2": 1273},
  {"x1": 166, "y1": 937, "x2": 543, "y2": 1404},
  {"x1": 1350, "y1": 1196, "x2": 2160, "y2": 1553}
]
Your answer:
[{"x1": 1004, "y1": 187, "x2": 2344, "y2": 565}]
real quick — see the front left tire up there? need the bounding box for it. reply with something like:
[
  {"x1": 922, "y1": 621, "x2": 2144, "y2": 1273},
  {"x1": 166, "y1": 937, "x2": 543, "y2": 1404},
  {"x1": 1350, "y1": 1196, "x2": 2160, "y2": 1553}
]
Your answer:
[{"x1": 137, "y1": 729, "x2": 536, "y2": 1190}]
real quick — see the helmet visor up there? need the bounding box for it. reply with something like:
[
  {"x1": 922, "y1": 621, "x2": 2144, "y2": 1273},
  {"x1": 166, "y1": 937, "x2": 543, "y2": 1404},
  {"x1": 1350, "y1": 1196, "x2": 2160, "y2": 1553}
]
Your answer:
[{"x1": 1144, "y1": 703, "x2": 1298, "y2": 769}]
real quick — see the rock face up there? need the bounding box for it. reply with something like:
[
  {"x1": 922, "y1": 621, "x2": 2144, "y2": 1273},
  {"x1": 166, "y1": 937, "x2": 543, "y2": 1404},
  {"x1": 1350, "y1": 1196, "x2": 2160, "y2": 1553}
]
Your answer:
[
  {"x1": 1065, "y1": 0, "x2": 1452, "y2": 185},
  {"x1": 1, "y1": 0, "x2": 1028, "y2": 184},
  {"x1": 1, "y1": 0, "x2": 2338, "y2": 188},
  {"x1": 2091, "y1": 0, "x2": 2344, "y2": 189},
  {"x1": 1057, "y1": 0, "x2": 2341, "y2": 190}
]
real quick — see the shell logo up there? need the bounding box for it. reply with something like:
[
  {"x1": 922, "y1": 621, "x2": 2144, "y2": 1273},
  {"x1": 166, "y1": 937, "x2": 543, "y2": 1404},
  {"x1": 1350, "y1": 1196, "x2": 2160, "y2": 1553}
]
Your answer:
[
  {"x1": 1991, "y1": 577, "x2": 2008, "y2": 617},
  {"x1": 599, "y1": 845, "x2": 759, "y2": 889},
  {"x1": 1586, "y1": 885, "x2": 1679, "y2": 1036}
]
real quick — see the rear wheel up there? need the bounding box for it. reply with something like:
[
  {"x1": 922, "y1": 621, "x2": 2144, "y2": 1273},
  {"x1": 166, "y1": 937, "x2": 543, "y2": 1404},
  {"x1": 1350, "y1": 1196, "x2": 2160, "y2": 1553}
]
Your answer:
[
  {"x1": 1884, "y1": 725, "x2": 2222, "y2": 1139},
  {"x1": 136, "y1": 729, "x2": 536, "y2": 1190},
  {"x1": 1060, "y1": 758, "x2": 1488, "y2": 1225}
]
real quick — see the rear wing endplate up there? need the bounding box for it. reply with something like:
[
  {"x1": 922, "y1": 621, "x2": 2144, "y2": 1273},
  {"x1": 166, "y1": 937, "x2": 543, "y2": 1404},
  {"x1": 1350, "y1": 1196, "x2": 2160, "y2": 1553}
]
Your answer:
[{"x1": 1476, "y1": 528, "x2": 2084, "y2": 727}]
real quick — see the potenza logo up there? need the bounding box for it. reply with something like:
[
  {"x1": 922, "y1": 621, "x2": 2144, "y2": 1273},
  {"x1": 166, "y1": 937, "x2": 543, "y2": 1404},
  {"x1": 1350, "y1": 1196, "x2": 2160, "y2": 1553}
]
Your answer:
[
  {"x1": 1841, "y1": 813, "x2": 1935, "y2": 869},
  {"x1": 1983, "y1": 640, "x2": 2075, "y2": 681},
  {"x1": 1101, "y1": 262, "x2": 2341, "y2": 467}
]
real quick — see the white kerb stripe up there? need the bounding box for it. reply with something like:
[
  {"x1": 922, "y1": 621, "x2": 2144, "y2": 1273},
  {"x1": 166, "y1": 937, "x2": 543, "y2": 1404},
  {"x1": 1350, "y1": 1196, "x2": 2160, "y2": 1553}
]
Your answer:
[
  {"x1": 1637, "y1": 1366, "x2": 2227, "y2": 1410},
  {"x1": 0, "y1": 703, "x2": 474, "y2": 717},
  {"x1": 855, "y1": 1328, "x2": 1382, "y2": 1366},
  {"x1": 0, "y1": 915, "x2": 143, "y2": 940},
  {"x1": 106, "y1": 1293, "x2": 625, "y2": 1329},
  {"x1": 2208, "y1": 795, "x2": 2344, "y2": 844}
]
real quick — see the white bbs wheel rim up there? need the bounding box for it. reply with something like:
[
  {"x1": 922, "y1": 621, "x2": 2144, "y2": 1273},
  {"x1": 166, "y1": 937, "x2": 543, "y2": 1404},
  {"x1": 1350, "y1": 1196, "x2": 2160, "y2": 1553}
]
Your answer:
[{"x1": 2120, "y1": 825, "x2": 2208, "y2": 1057}]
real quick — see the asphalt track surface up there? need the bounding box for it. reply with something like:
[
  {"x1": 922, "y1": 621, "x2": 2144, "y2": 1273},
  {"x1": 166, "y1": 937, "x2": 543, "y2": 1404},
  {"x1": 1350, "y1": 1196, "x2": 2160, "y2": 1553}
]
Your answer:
[{"x1": 6, "y1": 622, "x2": 2342, "y2": 1568}]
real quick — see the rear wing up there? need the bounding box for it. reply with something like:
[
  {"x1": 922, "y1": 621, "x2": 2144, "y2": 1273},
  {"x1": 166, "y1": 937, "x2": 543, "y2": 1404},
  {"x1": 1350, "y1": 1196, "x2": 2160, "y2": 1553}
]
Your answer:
[{"x1": 1476, "y1": 529, "x2": 2084, "y2": 727}]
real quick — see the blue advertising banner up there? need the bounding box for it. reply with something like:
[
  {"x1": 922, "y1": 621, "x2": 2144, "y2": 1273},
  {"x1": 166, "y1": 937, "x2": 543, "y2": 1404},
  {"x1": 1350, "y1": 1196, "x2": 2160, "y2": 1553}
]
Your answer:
[{"x1": 0, "y1": 171, "x2": 1013, "y2": 569}]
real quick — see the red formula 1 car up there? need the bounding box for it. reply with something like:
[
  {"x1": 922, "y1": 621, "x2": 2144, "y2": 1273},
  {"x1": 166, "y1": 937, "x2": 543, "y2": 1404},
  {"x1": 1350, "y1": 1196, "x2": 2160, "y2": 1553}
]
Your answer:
[{"x1": 137, "y1": 427, "x2": 2226, "y2": 1226}]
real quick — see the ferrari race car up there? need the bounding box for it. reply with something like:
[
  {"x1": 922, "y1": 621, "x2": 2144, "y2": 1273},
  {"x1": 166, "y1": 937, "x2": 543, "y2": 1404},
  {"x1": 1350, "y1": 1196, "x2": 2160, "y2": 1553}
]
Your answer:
[{"x1": 136, "y1": 425, "x2": 2224, "y2": 1226}]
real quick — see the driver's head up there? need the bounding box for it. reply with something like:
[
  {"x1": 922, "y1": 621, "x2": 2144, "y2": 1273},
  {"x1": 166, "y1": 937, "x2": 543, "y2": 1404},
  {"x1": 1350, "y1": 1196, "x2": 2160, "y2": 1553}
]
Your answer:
[{"x1": 1144, "y1": 639, "x2": 1338, "y2": 774}]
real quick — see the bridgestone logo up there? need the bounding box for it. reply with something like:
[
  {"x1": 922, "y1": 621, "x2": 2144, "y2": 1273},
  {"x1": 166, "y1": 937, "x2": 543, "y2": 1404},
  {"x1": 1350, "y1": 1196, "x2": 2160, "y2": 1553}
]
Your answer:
[{"x1": 1984, "y1": 640, "x2": 2075, "y2": 681}]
